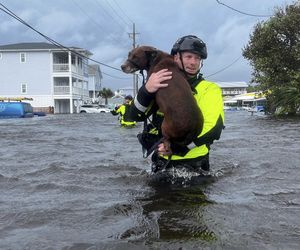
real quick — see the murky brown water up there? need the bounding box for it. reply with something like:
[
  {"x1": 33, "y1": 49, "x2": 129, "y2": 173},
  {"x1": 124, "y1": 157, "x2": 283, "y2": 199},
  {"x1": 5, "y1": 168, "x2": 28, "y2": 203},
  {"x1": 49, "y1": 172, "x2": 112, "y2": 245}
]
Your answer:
[{"x1": 0, "y1": 112, "x2": 299, "y2": 249}]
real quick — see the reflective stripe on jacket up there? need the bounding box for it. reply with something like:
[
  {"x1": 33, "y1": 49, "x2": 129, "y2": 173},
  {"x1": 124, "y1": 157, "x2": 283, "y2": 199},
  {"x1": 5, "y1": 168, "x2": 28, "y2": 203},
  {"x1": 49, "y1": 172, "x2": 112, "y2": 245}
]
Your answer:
[{"x1": 116, "y1": 104, "x2": 136, "y2": 126}]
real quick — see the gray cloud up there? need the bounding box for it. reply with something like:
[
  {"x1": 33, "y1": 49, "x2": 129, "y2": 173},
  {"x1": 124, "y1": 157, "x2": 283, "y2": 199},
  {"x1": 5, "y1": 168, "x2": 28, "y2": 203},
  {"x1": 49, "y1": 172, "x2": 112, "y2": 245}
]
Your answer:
[{"x1": 0, "y1": 0, "x2": 294, "y2": 90}]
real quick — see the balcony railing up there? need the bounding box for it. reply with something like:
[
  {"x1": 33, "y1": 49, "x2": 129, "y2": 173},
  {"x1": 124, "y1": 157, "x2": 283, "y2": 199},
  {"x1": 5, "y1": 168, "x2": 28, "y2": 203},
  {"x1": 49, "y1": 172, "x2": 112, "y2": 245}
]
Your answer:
[
  {"x1": 53, "y1": 64, "x2": 69, "y2": 72},
  {"x1": 54, "y1": 86, "x2": 89, "y2": 97},
  {"x1": 54, "y1": 86, "x2": 70, "y2": 94},
  {"x1": 72, "y1": 87, "x2": 89, "y2": 96}
]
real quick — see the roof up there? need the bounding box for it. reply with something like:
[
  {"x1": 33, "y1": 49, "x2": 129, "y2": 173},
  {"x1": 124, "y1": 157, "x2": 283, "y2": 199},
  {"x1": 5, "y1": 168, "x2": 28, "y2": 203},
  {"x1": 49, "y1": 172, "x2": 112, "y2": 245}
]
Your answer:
[
  {"x1": 0, "y1": 97, "x2": 33, "y2": 101},
  {"x1": 227, "y1": 92, "x2": 266, "y2": 101},
  {"x1": 0, "y1": 42, "x2": 92, "y2": 56},
  {"x1": 0, "y1": 42, "x2": 60, "y2": 50},
  {"x1": 216, "y1": 81, "x2": 248, "y2": 88}
]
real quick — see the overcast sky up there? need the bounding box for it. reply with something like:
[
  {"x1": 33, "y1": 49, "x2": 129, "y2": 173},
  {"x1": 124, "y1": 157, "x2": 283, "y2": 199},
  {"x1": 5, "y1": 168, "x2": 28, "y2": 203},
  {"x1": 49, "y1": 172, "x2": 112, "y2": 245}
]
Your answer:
[{"x1": 0, "y1": 0, "x2": 296, "y2": 91}]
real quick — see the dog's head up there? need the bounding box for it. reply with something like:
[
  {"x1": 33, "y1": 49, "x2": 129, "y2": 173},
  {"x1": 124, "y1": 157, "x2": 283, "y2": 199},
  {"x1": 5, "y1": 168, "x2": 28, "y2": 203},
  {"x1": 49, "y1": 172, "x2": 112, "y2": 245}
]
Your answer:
[{"x1": 121, "y1": 46, "x2": 158, "y2": 73}]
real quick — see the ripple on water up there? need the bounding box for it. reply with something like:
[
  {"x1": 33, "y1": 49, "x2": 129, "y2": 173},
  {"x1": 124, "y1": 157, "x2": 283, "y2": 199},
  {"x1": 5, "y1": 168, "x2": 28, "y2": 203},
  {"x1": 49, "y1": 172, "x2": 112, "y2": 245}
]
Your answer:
[
  {"x1": 1, "y1": 113, "x2": 299, "y2": 249},
  {"x1": 23, "y1": 163, "x2": 68, "y2": 177}
]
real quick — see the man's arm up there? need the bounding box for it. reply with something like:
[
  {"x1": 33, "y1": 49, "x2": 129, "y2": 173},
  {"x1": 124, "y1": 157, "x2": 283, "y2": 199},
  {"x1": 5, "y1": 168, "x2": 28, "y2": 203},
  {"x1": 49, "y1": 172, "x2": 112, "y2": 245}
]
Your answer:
[
  {"x1": 193, "y1": 83, "x2": 225, "y2": 146},
  {"x1": 128, "y1": 69, "x2": 172, "y2": 121},
  {"x1": 110, "y1": 105, "x2": 121, "y2": 116}
]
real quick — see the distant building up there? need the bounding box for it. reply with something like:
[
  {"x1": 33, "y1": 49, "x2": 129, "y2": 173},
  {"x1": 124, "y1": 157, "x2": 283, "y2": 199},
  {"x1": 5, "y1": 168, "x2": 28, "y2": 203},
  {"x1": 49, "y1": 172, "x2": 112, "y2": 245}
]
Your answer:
[
  {"x1": 215, "y1": 81, "x2": 248, "y2": 96},
  {"x1": 224, "y1": 92, "x2": 266, "y2": 110},
  {"x1": 108, "y1": 87, "x2": 135, "y2": 109},
  {"x1": 88, "y1": 64, "x2": 102, "y2": 101},
  {"x1": 114, "y1": 87, "x2": 134, "y2": 98},
  {"x1": 0, "y1": 42, "x2": 92, "y2": 113}
]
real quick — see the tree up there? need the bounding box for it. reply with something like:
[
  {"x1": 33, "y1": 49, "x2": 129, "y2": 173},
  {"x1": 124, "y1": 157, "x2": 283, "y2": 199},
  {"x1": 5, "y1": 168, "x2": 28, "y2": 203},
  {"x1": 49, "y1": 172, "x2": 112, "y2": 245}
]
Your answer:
[
  {"x1": 243, "y1": 2, "x2": 300, "y2": 115},
  {"x1": 98, "y1": 87, "x2": 114, "y2": 105}
]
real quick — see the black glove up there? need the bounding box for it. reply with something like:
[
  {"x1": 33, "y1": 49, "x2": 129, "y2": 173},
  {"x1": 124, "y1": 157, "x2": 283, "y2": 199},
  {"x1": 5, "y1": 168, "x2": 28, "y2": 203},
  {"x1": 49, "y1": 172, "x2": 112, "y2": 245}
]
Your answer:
[
  {"x1": 110, "y1": 110, "x2": 118, "y2": 115},
  {"x1": 137, "y1": 131, "x2": 162, "y2": 158},
  {"x1": 170, "y1": 142, "x2": 190, "y2": 156}
]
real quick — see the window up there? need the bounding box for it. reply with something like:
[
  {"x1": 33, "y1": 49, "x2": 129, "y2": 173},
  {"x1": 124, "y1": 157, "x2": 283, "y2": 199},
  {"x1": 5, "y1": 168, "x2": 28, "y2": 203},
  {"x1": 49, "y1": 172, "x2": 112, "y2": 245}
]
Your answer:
[
  {"x1": 20, "y1": 53, "x2": 26, "y2": 63},
  {"x1": 21, "y1": 83, "x2": 27, "y2": 94}
]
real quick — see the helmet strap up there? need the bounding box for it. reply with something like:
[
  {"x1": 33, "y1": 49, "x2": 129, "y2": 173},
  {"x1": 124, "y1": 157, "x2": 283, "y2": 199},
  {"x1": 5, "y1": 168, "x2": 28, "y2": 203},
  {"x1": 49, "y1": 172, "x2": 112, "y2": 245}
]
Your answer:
[
  {"x1": 199, "y1": 59, "x2": 203, "y2": 70},
  {"x1": 179, "y1": 52, "x2": 189, "y2": 79}
]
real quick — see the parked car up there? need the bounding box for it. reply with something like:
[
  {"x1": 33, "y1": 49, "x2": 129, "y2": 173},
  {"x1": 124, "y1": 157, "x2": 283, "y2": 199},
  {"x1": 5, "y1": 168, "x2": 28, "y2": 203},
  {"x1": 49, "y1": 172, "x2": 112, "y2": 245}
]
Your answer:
[{"x1": 79, "y1": 104, "x2": 111, "y2": 113}]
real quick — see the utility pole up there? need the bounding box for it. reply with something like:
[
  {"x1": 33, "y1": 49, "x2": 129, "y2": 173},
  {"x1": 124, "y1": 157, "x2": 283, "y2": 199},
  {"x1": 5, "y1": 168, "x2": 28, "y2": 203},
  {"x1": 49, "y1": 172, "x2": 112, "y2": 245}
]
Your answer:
[{"x1": 129, "y1": 23, "x2": 139, "y2": 96}]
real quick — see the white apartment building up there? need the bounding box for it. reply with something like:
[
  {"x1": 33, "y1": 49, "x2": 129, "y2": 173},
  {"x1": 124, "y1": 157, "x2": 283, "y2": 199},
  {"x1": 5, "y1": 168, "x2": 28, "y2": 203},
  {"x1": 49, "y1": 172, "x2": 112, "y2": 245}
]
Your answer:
[{"x1": 0, "y1": 42, "x2": 93, "y2": 114}]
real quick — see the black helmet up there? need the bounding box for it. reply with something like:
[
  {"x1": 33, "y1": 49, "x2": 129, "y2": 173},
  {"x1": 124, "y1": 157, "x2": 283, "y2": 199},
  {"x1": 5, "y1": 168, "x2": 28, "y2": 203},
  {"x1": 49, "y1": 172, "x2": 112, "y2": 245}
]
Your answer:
[
  {"x1": 124, "y1": 95, "x2": 133, "y2": 101},
  {"x1": 170, "y1": 35, "x2": 207, "y2": 59}
]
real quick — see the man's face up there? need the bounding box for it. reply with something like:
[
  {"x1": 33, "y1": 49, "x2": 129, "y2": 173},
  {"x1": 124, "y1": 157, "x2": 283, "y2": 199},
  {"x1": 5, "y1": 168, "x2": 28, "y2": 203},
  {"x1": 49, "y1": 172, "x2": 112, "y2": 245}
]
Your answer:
[
  {"x1": 124, "y1": 98, "x2": 130, "y2": 104},
  {"x1": 174, "y1": 52, "x2": 202, "y2": 77}
]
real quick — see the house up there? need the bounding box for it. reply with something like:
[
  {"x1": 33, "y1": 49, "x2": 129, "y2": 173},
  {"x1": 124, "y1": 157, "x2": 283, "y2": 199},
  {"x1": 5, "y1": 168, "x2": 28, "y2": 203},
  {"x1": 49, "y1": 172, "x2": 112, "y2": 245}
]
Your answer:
[
  {"x1": 113, "y1": 86, "x2": 135, "y2": 98},
  {"x1": 215, "y1": 81, "x2": 248, "y2": 97},
  {"x1": 223, "y1": 92, "x2": 266, "y2": 112},
  {"x1": 88, "y1": 64, "x2": 102, "y2": 102},
  {"x1": 0, "y1": 42, "x2": 92, "y2": 114}
]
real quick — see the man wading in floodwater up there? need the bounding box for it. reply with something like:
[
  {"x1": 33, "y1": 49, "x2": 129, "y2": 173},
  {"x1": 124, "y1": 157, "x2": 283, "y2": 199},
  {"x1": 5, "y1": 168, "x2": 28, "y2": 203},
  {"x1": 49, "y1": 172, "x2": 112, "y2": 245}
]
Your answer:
[
  {"x1": 111, "y1": 95, "x2": 136, "y2": 127},
  {"x1": 127, "y1": 35, "x2": 224, "y2": 179}
]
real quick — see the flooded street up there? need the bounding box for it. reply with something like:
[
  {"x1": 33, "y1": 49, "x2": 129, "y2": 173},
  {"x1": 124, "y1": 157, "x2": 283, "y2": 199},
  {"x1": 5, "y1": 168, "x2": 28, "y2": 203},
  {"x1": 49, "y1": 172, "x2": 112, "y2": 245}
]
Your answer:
[{"x1": 0, "y1": 112, "x2": 299, "y2": 250}]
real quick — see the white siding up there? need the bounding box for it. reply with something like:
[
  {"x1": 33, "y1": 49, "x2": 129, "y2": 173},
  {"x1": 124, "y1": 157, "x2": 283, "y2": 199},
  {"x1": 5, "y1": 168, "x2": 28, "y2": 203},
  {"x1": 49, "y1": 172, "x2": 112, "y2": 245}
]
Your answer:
[
  {"x1": 0, "y1": 44, "x2": 92, "y2": 113},
  {"x1": 0, "y1": 51, "x2": 52, "y2": 95}
]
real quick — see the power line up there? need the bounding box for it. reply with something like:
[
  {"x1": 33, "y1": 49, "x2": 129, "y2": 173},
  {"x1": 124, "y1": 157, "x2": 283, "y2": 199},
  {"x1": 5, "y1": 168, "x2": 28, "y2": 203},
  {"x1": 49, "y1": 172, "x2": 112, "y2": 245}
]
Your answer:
[
  {"x1": 0, "y1": 2, "x2": 122, "y2": 73},
  {"x1": 216, "y1": 0, "x2": 272, "y2": 17},
  {"x1": 204, "y1": 56, "x2": 242, "y2": 78},
  {"x1": 105, "y1": 0, "x2": 131, "y2": 27},
  {"x1": 70, "y1": 0, "x2": 121, "y2": 44},
  {"x1": 92, "y1": 0, "x2": 127, "y2": 31},
  {"x1": 102, "y1": 71, "x2": 131, "y2": 80},
  {"x1": 112, "y1": 0, "x2": 134, "y2": 24}
]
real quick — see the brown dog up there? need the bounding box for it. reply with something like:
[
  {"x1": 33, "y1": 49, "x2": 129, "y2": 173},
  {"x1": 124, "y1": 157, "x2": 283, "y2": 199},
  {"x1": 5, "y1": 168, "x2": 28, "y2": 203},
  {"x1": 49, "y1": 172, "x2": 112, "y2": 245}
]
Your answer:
[{"x1": 121, "y1": 46, "x2": 203, "y2": 151}]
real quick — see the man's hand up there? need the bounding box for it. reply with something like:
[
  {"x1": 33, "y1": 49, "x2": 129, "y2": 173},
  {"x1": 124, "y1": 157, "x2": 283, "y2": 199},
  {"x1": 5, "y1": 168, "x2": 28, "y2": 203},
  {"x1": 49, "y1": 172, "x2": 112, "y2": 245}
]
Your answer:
[
  {"x1": 145, "y1": 69, "x2": 172, "y2": 93},
  {"x1": 157, "y1": 140, "x2": 172, "y2": 156}
]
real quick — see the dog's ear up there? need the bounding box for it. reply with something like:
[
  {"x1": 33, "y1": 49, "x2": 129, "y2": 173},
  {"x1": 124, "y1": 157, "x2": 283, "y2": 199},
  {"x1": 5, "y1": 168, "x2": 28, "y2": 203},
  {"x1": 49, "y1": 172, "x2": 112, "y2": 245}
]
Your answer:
[{"x1": 145, "y1": 50, "x2": 158, "y2": 61}]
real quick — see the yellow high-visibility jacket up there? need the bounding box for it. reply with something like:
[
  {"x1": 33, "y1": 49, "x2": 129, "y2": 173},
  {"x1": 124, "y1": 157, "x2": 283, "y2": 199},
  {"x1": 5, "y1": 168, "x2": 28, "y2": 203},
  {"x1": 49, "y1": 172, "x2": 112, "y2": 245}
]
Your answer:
[
  {"x1": 166, "y1": 80, "x2": 224, "y2": 160},
  {"x1": 129, "y1": 78, "x2": 224, "y2": 159},
  {"x1": 114, "y1": 104, "x2": 136, "y2": 127}
]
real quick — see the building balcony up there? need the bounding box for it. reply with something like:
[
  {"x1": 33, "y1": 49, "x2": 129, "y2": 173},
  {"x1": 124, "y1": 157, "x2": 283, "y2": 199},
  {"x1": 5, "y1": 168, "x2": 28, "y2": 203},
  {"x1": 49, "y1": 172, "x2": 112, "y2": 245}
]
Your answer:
[
  {"x1": 52, "y1": 64, "x2": 86, "y2": 76},
  {"x1": 54, "y1": 86, "x2": 89, "y2": 97},
  {"x1": 53, "y1": 63, "x2": 69, "y2": 72}
]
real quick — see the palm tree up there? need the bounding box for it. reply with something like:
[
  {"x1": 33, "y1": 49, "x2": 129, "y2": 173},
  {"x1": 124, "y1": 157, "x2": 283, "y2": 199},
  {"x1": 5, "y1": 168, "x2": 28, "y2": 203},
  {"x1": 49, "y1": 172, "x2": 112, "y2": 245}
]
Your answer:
[
  {"x1": 271, "y1": 85, "x2": 300, "y2": 115},
  {"x1": 98, "y1": 88, "x2": 114, "y2": 105}
]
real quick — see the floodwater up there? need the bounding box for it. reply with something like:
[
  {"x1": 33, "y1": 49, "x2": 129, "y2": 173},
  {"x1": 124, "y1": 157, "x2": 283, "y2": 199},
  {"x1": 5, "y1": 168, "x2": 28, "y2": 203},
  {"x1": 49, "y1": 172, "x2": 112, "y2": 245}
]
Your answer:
[{"x1": 0, "y1": 112, "x2": 299, "y2": 250}]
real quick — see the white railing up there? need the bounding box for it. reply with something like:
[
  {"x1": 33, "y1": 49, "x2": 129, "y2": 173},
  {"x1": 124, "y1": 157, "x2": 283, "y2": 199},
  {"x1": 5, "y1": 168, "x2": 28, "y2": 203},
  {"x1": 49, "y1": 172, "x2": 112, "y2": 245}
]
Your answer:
[
  {"x1": 53, "y1": 86, "x2": 89, "y2": 97},
  {"x1": 53, "y1": 63, "x2": 86, "y2": 76},
  {"x1": 71, "y1": 65, "x2": 84, "y2": 75},
  {"x1": 72, "y1": 87, "x2": 89, "y2": 96},
  {"x1": 53, "y1": 64, "x2": 69, "y2": 72},
  {"x1": 54, "y1": 86, "x2": 70, "y2": 95}
]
